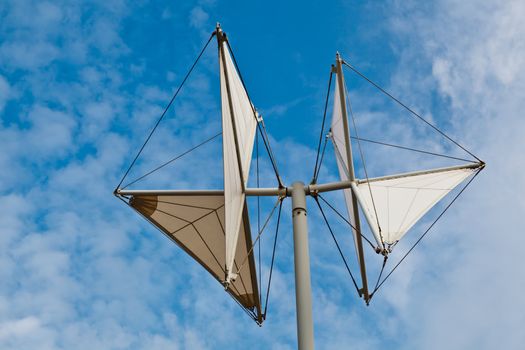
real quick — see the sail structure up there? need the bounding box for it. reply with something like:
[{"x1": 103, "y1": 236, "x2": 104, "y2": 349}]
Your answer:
[
  {"x1": 117, "y1": 30, "x2": 263, "y2": 322},
  {"x1": 329, "y1": 59, "x2": 482, "y2": 252},
  {"x1": 129, "y1": 193, "x2": 261, "y2": 318},
  {"x1": 354, "y1": 166, "x2": 477, "y2": 245},
  {"x1": 219, "y1": 38, "x2": 258, "y2": 283},
  {"x1": 115, "y1": 29, "x2": 484, "y2": 327}
]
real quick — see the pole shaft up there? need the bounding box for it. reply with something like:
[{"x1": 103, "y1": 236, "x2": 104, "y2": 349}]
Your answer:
[
  {"x1": 291, "y1": 182, "x2": 315, "y2": 350},
  {"x1": 335, "y1": 53, "x2": 371, "y2": 301}
]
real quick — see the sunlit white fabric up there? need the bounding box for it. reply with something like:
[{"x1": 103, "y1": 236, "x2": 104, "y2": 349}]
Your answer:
[
  {"x1": 220, "y1": 41, "x2": 258, "y2": 282},
  {"x1": 355, "y1": 168, "x2": 475, "y2": 245}
]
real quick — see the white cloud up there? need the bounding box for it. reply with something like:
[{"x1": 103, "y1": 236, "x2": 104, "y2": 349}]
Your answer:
[
  {"x1": 166, "y1": 71, "x2": 177, "y2": 82},
  {"x1": 189, "y1": 6, "x2": 210, "y2": 30},
  {"x1": 373, "y1": 0, "x2": 525, "y2": 349},
  {"x1": 87, "y1": 17, "x2": 129, "y2": 56},
  {"x1": 26, "y1": 105, "x2": 77, "y2": 159},
  {"x1": 0, "y1": 41, "x2": 60, "y2": 70},
  {"x1": 80, "y1": 102, "x2": 115, "y2": 140},
  {"x1": 261, "y1": 97, "x2": 306, "y2": 118},
  {"x1": 0, "y1": 317, "x2": 41, "y2": 340},
  {"x1": 161, "y1": 8, "x2": 172, "y2": 20},
  {"x1": 0, "y1": 75, "x2": 10, "y2": 113}
]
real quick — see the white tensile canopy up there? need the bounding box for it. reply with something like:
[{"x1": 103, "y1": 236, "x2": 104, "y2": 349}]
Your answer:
[
  {"x1": 354, "y1": 167, "x2": 477, "y2": 245},
  {"x1": 330, "y1": 72, "x2": 477, "y2": 250}
]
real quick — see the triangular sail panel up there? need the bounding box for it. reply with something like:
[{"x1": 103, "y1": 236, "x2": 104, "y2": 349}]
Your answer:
[
  {"x1": 219, "y1": 39, "x2": 258, "y2": 282},
  {"x1": 331, "y1": 77, "x2": 361, "y2": 260},
  {"x1": 355, "y1": 166, "x2": 477, "y2": 245},
  {"x1": 130, "y1": 193, "x2": 262, "y2": 320},
  {"x1": 114, "y1": 30, "x2": 266, "y2": 322}
]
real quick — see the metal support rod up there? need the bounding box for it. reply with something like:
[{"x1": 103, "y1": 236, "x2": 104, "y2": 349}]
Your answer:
[
  {"x1": 115, "y1": 161, "x2": 484, "y2": 197},
  {"x1": 308, "y1": 162, "x2": 483, "y2": 194},
  {"x1": 246, "y1": 187, "x2": 288, "y2": 197},
  {"x1": 116, "y1": 187, "x2": 287, "y2": 197},
  {"x1": 335, "y1": 52, "x2": 371, "y2": 301},
  {"x1": 116, "y1": 189, "x2": 225, "y2": 196},
  {"x1": 355, "y1": 162, "x2": 483, "y2": 184},
  {"x1": 291, "y1": 182, "x2": 315, "y2": 350}
]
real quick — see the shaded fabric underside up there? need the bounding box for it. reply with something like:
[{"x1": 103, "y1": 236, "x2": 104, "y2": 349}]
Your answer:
[{"x1": 130, "y1": 193, "x2": 261, "y2": 314}]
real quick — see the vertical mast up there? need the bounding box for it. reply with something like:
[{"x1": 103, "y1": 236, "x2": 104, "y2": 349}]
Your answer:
[
  {"x1": 291, "y1": 182, "x2": 315, "y2": 350},
  {"x1": 335, "y1": 53, "x2": 370, "y2": 303}
]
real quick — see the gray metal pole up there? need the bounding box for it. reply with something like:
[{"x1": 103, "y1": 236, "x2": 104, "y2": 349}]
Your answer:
[
  {"x1": 291, "y1": 182, "x2": 315, "y2": 350},
  {"x1": 334, "y1": 52, "x2": 371, "y2": 302}
]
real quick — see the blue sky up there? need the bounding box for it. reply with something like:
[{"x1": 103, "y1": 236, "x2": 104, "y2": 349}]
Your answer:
[{"x1": 1, "y1": 0, "x2": 524, "y2": 349}]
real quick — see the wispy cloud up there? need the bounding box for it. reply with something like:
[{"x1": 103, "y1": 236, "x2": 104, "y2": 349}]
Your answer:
[{"x1": 365, "y1": 1, "x2": 525, "y2": 349}]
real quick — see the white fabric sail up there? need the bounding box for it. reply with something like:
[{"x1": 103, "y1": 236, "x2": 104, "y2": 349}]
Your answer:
[
  {"x1": 122, "y1": 37, "x2": 262, "y2": 321},
  {"x1": 355, "y1": 167, "x2": 476, "y2": 245},
  {"x1": 219, "y1": 40, "x2": 258, "y2": 282},
  {"x1": 331, "y1": 78, "x2": 361, "y2": 260}
]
